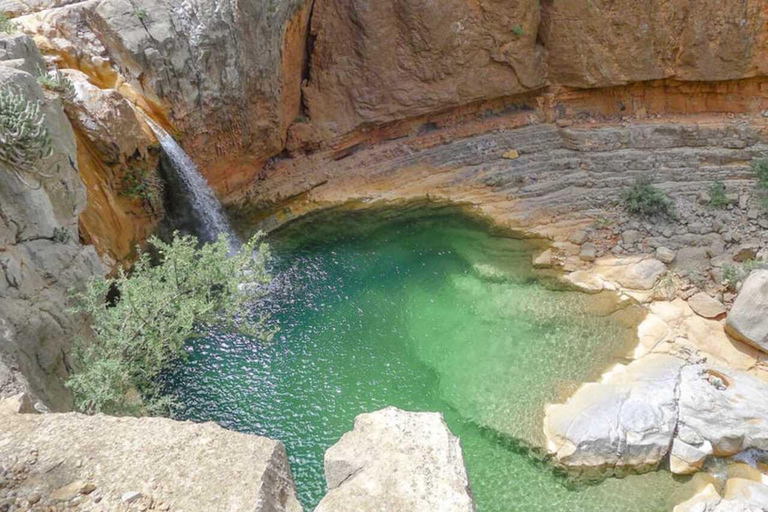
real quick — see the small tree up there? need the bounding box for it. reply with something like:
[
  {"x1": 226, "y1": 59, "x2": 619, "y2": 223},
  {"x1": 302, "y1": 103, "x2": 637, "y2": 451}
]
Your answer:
[
  {"x1": 620, "y1": 177, "x2": 675, "y2": 218},
  {"x1": 67, "y1": 233, "x2": 273, "y2": 415}
]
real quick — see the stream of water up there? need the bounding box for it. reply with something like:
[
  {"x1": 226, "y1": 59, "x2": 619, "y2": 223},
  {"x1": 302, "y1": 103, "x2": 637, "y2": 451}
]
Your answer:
[{"x1": 164, "y1": 205, "x2": 693, "y2": 511}]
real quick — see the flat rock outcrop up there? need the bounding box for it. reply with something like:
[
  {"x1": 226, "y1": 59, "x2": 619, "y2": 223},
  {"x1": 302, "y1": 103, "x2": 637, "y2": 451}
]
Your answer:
[
  {"x1": 0, "y1": 33, "x2": 104, "y2": 410},
  {"x1": 726, "y1": 270, "x2": 768, "y2": 353},
  {"x1": 545, "y1": 353, "x2": 768, "y2": 478},
  {"x1": 0, "y1": 398, "x2": 303, "y2": 511},
  {"x1": 315, "y1": 407, "x2": 475, "y2": 512}
]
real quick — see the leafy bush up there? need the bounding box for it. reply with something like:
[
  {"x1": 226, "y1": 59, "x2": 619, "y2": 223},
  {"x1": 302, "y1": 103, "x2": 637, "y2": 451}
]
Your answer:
[
  {"x1": 620, "y1": 177, "x2": 675, "y2": 218},
  {"x1": 52, "y1": 226, "x2": 72, "y2": 244},
  {"x1": 708, "y1": 180, "x2": 728, "y2": 209},
  {"x1": 0, "y1": 13, "x2": 16, "y2": 33},
  {"x1": 120, "y1": 166, "x2": 164, "y2": 204},
  {"x1": 512, "y1": 24, "x2": 524, "y2": 37},
  {"x1": 37, "y1": 68, "x2": 75, "y2": 99},
  {"x1": 0, "y1": 85, "x2": 54, "y2": 186},
  {"x1": 67, "y1": 233, "x2": 273, "y2": 415},
  {"x1": 133, "y1": 9, "x2": 148, "y2": 21}
]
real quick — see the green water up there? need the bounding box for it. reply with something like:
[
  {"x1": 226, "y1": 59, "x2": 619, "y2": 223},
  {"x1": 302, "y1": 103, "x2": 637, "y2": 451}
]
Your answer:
[{"x1": 165, "y1": 205, "x2": 690, "y2": 511}]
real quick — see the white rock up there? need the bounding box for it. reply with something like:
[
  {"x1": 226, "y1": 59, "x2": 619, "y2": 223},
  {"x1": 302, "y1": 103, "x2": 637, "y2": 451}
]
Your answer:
[
  {"x1": 726, "y1": 270, "x2": 768, "y2": 353},
  {"x1": 316, "y1": 407, "x2": 474, "y2": 512},
  {"x1": 544, "y1": 354, "x2": 684, "y2": 474},
  {"x1": 669, "y1": 438, "x2": 712, "y2": 475}
]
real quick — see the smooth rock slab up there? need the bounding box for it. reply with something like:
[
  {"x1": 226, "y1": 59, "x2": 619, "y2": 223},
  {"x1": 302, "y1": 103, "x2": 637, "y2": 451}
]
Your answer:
[
  {"x1": 316, "y1": 407, "x2": 475, "y2": 512},
  {"x1": 688, "y1": 293, "x2": 726, "y2": 319},
  {"x1": 544, "y1": 354, "x2": 684, "y2": 475},
  {"x1": 0, "y1": 402, "x2": 303, "y2": 512},
  {"x1": 726, "y1": 270, "x2": 768, "y2": 353}
]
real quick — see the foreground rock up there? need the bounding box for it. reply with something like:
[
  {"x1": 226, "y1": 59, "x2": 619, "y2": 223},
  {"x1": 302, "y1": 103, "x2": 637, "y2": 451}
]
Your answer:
[
  {"x1": 726, "y1": 270, "x2": 768, "y2": 353},
  {"x1": 0, "y1": 397, "x2": 303, "y2": 511},
  {"x1": 674, "y1": 480, "x2": 768, "y2": 512},
  {"x1": 315, "y1": 407, "x2": 475, "y2": 512}
]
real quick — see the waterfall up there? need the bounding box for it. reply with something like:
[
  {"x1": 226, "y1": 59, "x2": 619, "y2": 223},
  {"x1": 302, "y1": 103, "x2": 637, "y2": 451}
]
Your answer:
[{"x1": 142, "y1": 115, "x2": 239, "y2": 248}]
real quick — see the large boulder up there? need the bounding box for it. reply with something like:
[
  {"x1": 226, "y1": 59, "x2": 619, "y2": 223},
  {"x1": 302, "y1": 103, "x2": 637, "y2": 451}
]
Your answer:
[
  {"x1": 543, "y1": 354, "x2": 684, "y2": 476},
  {"x1": 726, "y1": 270, "x2": 768, "y2": 353},
  {"x1": 315, "y1": 407, "x2": 475, "y2": 512},
  {"x1": 0, "y1": 401, "x2": 303, "y2": 511}
]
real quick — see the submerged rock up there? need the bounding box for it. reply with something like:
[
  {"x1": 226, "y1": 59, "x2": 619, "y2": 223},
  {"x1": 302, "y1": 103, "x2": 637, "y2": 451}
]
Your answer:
[
  {"x1": 316, "y1": 407, "x2": 475, "y2": 512},
  {"x1": 726, "y1": 270, "x2": 768, "y2": 353},
  {"x1": 0, "y1": 399, "x2": 303, "y2": 511}
]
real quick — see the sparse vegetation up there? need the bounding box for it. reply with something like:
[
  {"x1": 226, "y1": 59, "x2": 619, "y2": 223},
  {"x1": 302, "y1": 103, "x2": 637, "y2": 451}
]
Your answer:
[
  {"x1": 37, "y1": 68, "x2": 75, "y2": 99},
  {"x1": 0, "y1": 13, "x2": 16, "y2": 34},
  {"x1": 512, "y1": 24, "x2": 524, "y2": 37},
  {"x1": 120, "y1": 166, "x2": 164, "y2": 204},
  {"x1": 133, "y1": 8, "x2": 148, "y2": 21},
  {"x1": 0, "y1": 85, "x2": 54, "y2": 187},
  {"x1": 67, "y1": 233, "x2": 273, "y2": 415},
  {"x1": 752, "y1": 158, "x2": 768, "y2": 209},
  {"x1": 708, "y1": 180, "x2": 728, "y2": 209},
  {"x1": 620, "y1": 177, "x2": 675, "y2": 218},
  {"x1": 593, "y1": 215, "x2": 611, "y2": 229},
  {"x1": 52, "y1": 226, "x2": 72, "y2": 244},
  {"x1": 723, "y1": 260, "x2": 768, "y2": 291}
]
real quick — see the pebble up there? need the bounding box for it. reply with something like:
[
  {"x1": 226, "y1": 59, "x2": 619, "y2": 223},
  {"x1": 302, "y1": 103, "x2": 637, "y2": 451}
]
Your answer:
[
  {"x1": 122, "y1": 491, "x2": 142, "y2": 504},
  {"x1": 655, "y1": 247, "x2": 676, "y2": 264}
]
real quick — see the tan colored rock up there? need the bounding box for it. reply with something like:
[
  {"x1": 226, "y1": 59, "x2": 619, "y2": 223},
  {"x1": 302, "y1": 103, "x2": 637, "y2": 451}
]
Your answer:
[
  {"x1": 616, "y1": 259, "x2": 667, "y2": 290},
  {"x1": 303, "y1": 0, "x2": 544, "y2": 137},
  {"x1": 688, "y1": 293, "x2": 726, "y2": 319},
  {"x1": 316, "y1": 407, "x2": 474, "y2": 512},
  {"x1": 726, "y1": 270, "x2": 768, "y2": 354},
  {"x1": 541, "y1": 0, "x2": 768, "y2": 88},
  {"x1": 0, "y1": 404, "x2": 303, "y2": 512},
  {"x1": 532, "y1": 249, "x2": 553, "y2": 269}
]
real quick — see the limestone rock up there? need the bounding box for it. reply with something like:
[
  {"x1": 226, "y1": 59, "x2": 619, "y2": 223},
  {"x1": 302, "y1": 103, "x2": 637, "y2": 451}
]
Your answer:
[
  {"x1": 579, "y1": 243, "x2": 597, "y2": 262},
  {"x1": 616, "y1": 259, "x2": 667, "y2": 290},
  {"x1": 677, "y1": 363, "x2": 768, "y2": 457},
  {"x1": 726, "y1": 270, "x2": 768, "y2": 353},
  {"x1": 303, "y1": 0, "x2": 544, "y2": 137},
  {"x1": 669, "y1": 438, "x2": 712, "y2": 475},
  {"x1": 655, "y1": 247, "x2": 676, "y2": 264},
  {"x1": 544, "y1": 354, "x2": 684, "y2": 475},
  {"x1": 533, "y1": 249, "x2": 553, "y2": 269},
  {"x1": 688, "y1": 293, "x2": 726, "y2": 319},
  {"x1": 0, "y1": 37, "x2": 104, "y2": 410},
  {"x1": 0, "y1": 404, "x2": 303, "y2": 512},
  {"x1": 316, "y1": 407, "x2": 474, "y2": 512}
]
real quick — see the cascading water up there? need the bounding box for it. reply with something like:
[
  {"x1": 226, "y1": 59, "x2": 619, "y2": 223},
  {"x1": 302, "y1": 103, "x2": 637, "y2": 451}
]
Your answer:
[{"x1": 142, "y1": 115, "x2": 239, "y2": 247}]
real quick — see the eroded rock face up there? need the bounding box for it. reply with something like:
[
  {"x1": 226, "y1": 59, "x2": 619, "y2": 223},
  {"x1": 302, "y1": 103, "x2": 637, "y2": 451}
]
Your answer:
[
  {"x1": 726, "y1": 270, "x2": 768, "y2": 353},
  {"x1": 0, "y1": 35, "x2": 104, "y2": 410},
  {"x1": 0, "y1": 399, "x2": 303, "y2": 511},
  {"x1": 316, "y1": 407, "x2": 475, "y2": 512},
  {"x1": 17, "y1": 0, "x2": 312, "y2": 192},
  {"x1": 541, "y1": 0, "x2": 768, "y2": 88},
  {"x1": 303, "y1": 0, "x2": 544, "y2": 138}
]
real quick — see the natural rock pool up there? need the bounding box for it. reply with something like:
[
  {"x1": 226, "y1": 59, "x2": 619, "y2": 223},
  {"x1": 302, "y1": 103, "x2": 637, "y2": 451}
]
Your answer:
[{"x1": 165, "y1": 205, "x2": 691, "y2": 511}]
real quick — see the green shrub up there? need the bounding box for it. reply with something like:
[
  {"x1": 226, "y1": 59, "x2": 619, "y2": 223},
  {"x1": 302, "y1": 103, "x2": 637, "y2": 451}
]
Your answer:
[
  {"x1": 722, "y1": 260, "x2": 768, "y2": 291},
  {"x1": 752, "y1": 158, "x2": 768, "y2": 190},
  {"x1": 708, "y1": 180, "x2": 728, "y2": 209},
  {"x1": 0, "y1": 13, "x2": 16, "y2": 34},
  {"x1": 67, "y1": 233, "x2": 273, "y2": 415},
  {"x1": 52, "y1": 226, "x2": 71, "y2": 244},
  {"x1": 37, "y1": 68, "x2": 75, "y2": 99},
  {"x1": 133, "y1": 9, "x2": 148, "y2": 21},
  {"x1": 0, "y1": 85, "x2": 54, "y2": 185},
  {"x1": 620, "y1": 177, "x2": 675, "y2": 218},
  {"x1": 120, "y1": 166, "x2": 164, "y2": 204},
  {"x1": 512, "y1": 24, "x2": 524, "y2": 37}
]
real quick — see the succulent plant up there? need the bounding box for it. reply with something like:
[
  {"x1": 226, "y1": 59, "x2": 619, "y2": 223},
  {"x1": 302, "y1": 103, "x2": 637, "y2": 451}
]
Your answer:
[{"x1": 0, "y1": 85, "x2": 55, "y2": 187}]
